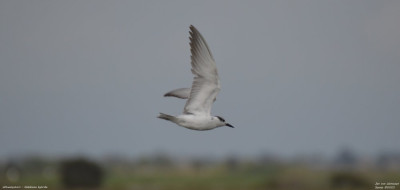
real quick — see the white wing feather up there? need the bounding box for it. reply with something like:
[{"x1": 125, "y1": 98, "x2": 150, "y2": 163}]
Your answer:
[{"x1": 183, "y1": 25, "x2": 220, "y2": 115}]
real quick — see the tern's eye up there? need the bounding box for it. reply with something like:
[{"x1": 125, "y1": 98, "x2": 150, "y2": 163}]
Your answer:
[{"x1": 216, "y1": 116, "x2": 225, "y2": 122}]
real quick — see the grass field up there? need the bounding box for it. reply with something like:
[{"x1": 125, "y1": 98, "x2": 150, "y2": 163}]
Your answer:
[{"x1": 2, "y1": 162, "x2": 399, "y2": 190}]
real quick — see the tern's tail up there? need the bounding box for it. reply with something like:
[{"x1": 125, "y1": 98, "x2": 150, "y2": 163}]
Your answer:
[{"x1": 157, "y1": 113, "x2": 177, "y2": 122}]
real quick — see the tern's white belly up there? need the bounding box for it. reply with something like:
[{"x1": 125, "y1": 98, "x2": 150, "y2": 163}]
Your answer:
[{"x1": 176, "y1": 114, "x2": 218, "y2": 131}]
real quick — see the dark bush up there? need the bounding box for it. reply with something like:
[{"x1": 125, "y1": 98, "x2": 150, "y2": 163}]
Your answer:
[
  {"x1": 330, "y1": 171, "x2": 369, "y2": 189},
  {"x1": 60, "y1": 158, "x2": 104, "y2": 188}
]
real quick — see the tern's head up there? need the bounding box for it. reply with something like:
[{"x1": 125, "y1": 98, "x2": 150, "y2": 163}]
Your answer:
[{"x1": 215, "y1": 116, "x2": 234, "y2": 128}]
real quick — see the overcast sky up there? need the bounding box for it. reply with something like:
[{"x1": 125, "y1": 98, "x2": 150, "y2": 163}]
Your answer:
[{"x1": 1, "y1": 1, "x2": 399, "y2": 159}]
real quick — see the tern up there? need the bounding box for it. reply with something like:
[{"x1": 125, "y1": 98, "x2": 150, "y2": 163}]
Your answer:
[{"x1": 158, "y1": 25, "x2": 234, "y2": 130}]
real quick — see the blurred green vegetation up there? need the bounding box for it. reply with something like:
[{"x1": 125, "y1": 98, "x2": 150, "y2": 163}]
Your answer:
[
  {"x1": 60, "y1": 158, "x2": 104, "y2": 188},
  {"x1": 1, "y1": 156, "x2": 399, "y2": 190}
]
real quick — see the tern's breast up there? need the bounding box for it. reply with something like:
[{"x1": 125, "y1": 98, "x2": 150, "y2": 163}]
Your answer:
[{"x1": 176, "y1": 114, "x2": 217, "y2": 130}]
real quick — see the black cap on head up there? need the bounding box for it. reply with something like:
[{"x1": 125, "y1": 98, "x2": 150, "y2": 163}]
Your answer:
[{"x1": 216, "y1": 116, "x2": 225, "y2": 122}]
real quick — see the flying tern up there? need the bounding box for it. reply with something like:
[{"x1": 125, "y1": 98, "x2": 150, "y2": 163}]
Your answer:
[{"x1": 158, "y1": 25, "x2": 234, "y2": 130}]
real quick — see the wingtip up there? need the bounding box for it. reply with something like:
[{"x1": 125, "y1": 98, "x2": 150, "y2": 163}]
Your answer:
[
  {"x1": 163, "y1": 91, "x2": 174, "y2": 97},
  {"x1": 189, "y1": 25, "x2": 197, "y2": 33}
]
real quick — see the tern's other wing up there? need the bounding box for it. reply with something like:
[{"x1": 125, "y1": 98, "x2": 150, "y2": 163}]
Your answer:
[
  {"x1": 164, "y1": 88, "x2": 191, "y2": 99},
  {"x1": 183, "y1": 25, "x2": 220, "y2": 115}
]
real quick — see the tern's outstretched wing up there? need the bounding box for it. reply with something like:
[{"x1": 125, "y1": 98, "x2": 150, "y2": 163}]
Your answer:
[
  {"x1": 164, "y1": 88, "x2": 191, "y2": 99},
  {"x1": 183, "y1": 25, "x2": 220, "y2": 115}
]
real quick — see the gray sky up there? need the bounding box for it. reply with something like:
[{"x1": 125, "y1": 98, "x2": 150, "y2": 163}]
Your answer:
[{"x1": 1, "y1": 1, "x2": 399, "y2": 159}]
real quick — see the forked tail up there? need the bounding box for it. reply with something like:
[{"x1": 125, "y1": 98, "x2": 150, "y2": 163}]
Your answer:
[{"x1": 157, "y1": 113, "x2": 176, "y2": 122}]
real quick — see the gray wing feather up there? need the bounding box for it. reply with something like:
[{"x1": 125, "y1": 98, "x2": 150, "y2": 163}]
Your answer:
[
  {"x1": 183, "y1": 25, "x2": 220, "y2": 115},
  {"x1": 164, "y1": 88, "x2": 191, "y2": 99}
]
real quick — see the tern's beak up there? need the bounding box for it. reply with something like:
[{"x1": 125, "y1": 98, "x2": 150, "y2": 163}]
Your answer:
[{"x1": 226, "y1": 123, "x2": 234, "y2": 128}]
